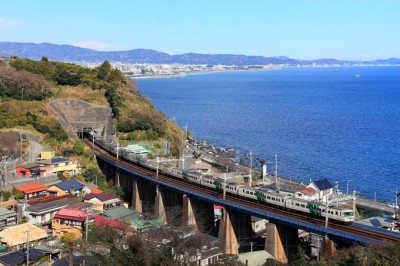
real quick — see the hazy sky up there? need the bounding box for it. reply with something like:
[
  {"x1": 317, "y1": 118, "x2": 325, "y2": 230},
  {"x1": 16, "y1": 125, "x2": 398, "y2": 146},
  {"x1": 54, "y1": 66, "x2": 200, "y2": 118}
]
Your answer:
[{"x1": 1, "y1": 1, "x2": 399, "y2": 60}]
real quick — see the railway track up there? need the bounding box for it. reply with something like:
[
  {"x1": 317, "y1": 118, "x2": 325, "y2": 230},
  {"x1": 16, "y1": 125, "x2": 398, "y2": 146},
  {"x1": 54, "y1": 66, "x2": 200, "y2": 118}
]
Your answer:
[{"x1": 85, "y1": 138, "x2": 400, "y2": 245}]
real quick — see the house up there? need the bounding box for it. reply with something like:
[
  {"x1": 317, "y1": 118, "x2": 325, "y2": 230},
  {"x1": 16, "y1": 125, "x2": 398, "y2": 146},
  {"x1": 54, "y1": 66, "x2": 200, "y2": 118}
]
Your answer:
[
  {"x1": 0, "y1": 207, "x2": 17, "y2": 229},
  {"x1": 82, "y1": 182, "x2": 101, "y2": 195},
  {"x1": 47, "y1": 180, "x2": 85, "y2": 196},
  {"x1": 16, "y1": 183, "x2": 47, "y2": 200},
  {"x1": 83, "y1": 193, "x2": 124, "y2": 212},
  {"x1": 191, "y1": 161, "x2": 212, "y2": 174},
  {"x1": 16, "y1": 163, "x2": 40, "y2": 177},
  {"x1": 51, "y1": 157, "x2": 80, "y2": 175},
  {"x1": 0, "y1": 223, "x2": 48, "y2": 248},
  {"x1": 307, "y1": 179, "x2": 334, "y2": 201},
  {"x1": 296, "y1": 187, "x2": 318, "y2": 201},
  {"x1": 40, "y1": 147, "x2": 55, "y2": 160},
  {"x1": 102, "y1": 206, "x2": 136, "y2": 222},
  {"x1": 16, "y1": 163, "x2": 54, "y2": 178},
  {"x1": 24, "y1": 196, "x2": 80, "y2": 225},
  {"x1": 52, "y1": 207, "x2": 97, "y2": 239}
]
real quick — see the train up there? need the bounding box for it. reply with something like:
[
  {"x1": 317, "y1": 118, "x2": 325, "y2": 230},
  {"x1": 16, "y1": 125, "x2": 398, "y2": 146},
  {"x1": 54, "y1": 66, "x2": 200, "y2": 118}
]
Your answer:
[{"x1": 86, "y1": 131, "x2": 355, "y2": 224}]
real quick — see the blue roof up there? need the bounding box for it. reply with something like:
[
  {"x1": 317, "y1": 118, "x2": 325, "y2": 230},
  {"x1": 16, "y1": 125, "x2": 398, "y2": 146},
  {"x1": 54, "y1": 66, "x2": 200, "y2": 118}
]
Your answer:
[
  {"x1": 0, "y1": 248, "x2": 50, "y2": 266},
  {"x1": 53, "y1": 180, "x2": 84, "y2": 192},
  {"x1": 51, "y1": 157, "x2": 69, "y2": 164},
  {"x1": 312, "y1": 179, "x2": 334, "y2": 190}
]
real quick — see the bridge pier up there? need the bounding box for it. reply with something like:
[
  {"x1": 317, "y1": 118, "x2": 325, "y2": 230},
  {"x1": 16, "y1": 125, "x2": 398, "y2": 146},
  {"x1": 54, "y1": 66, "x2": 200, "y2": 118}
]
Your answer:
[
  {"x1": 264, "y1": 222, "x2": 299, "y2": 264},
  {"x1": 321, "y1": 237, "x2": 337, "y2": 258},
  {"x1": 218, "y1": 208, "x2": 253, "y2": 255},
  {"x1": 132, "y1": 180, "x2": 142, "y2": 213},
  {"x1": 154, "y1": 185, "x2": 167, "y2": 224},
  {"x1": 182, "y1": 194, "x2": 197, "y2": 230},
  {"x1": 115, "y1": 168, "x2": 120, "y2": 187},
  {"x1": 181, "y1": 195, "x2": 215, "y2": 233}
]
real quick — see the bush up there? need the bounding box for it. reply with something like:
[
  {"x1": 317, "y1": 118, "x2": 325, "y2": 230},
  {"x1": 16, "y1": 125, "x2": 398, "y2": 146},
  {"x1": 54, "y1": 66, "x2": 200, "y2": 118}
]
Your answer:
[
  {"x1": 72, "y1": 140, "x2": 85, "y2": 155},
  {"x1": 0, "y1": 191, "x2": 11, "y2": 201},
  {"x1": 12, "y1": 187, "x2": 24, "y2": 199}
]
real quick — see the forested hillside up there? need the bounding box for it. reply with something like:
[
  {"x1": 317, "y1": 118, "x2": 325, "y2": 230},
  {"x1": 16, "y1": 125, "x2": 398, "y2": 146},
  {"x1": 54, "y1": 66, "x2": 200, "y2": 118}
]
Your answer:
[{"x1": 0, "y1": 57, "x2": 182, "y2": 155}]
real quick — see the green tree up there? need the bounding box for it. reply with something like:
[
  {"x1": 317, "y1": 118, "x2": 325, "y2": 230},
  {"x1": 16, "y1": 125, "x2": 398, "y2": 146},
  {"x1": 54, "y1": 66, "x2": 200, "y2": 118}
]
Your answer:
[
  {"x1": 72, "y1": 140, "x2": 85, "y2": 155},
  {"x1": 0, "y1": 191, "x2": 11, "y2": 201},
  {"x1": 97, "y1": 61, "x2": 111, "y2": 81},
  {"x1": 12, "y1": 187, "x2": 24, "y2": 199}
]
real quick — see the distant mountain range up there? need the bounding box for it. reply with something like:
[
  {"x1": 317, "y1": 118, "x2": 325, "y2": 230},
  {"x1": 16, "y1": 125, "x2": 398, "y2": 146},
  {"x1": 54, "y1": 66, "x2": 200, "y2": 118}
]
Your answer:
[{"x1": 1, "y1": 42, "x2": 400, "y2": 66}]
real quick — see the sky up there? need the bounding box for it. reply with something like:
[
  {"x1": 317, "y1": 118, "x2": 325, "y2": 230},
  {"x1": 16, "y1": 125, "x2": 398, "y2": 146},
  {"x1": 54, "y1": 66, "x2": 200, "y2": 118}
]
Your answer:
[{"x1": 1, "y1": 1, "x2": 399, "y2": 60}]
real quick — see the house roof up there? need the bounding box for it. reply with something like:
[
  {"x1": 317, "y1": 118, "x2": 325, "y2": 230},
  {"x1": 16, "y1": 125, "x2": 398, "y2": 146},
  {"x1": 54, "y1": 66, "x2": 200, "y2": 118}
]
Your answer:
[
  {"x1": 83, "y1": 192, "x2": 118, "y2": 202},
  {"x1": 0, "y1": 207, "x2": 17, "y2": 219},
  {"x1": 102, "y1": 206, "x2": 136, "y2": 221},
  {"x1": 51, "y1": 157, "x2": 70, "y2": 164},
  {"x1": 312, "y1": 179, "x2": 334, "y2": 191},
  {"x1": 67, "y1": 201, "x2": 94, "y2": 210},
  {"x1": 0, "y1": 223, "x2": 48, "y2": 246},
  {"x1": 17, "y1": 163, "x2": 39, "y2": 169},
  {"x1": 26, "y1": 197, "x2": 80, "y2": 214},
  {"x1": 91, "y1": 188, "x2": 103, "y2": 194},
  {"x1": 54, "y1": 207, "x2": 96, "y2": 222},
  {"x1": 16, "y1": 183, "x2": 47, "y2": 194},
  {"x1": 191, "y1": 163, "x2": 212, "y2": 170},
  {"x1": 42, "y1": 147, "x2": 54, "y2": 152},
  {"x1": 94, "y1": 215, "x2": 129, "y2": 229},
  {"x1": 27, "y1": 194, "x2": 74, "y2": 205},
  {"x1": 50, "y1": 179, "x2": 84, "y2": 192},
  {"x1": 300, "y1": 187, "x2": 317, "y2": 195},
  {"x1": 0, "y1": 247, "x2": 50, "y2": 266}
]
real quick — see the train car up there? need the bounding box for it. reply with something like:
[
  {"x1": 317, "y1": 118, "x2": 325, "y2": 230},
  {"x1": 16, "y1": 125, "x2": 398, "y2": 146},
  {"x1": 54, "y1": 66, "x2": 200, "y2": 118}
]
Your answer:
[
  {"x1": 182, "y1": 170, "x2": 203, "y2": 185},
  {"x1": 201, "y1": 175, "x2": 224, "y2": 191},
  {"x1": 237, "y1": 186, "x2": 286, "y2": 208},
  {"x1": 162, "y1": 167, "x2": 184, "y2": 179},
  {"x1": 285, "y1": 197, "x2": 354, "y2": 224},
  {"x1": 225, "y1": 182, "x2": 241, "y2": 195}
]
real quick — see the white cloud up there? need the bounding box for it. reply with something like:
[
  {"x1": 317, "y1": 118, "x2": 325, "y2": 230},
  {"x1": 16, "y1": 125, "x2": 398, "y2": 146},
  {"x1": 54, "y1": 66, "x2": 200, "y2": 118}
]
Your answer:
[
  {"x1": 0, "y1": 17, "x2": 22, "y2": 28},
  {"x1": 71, "y1": 41, "x2": 122, "y2": 51}
]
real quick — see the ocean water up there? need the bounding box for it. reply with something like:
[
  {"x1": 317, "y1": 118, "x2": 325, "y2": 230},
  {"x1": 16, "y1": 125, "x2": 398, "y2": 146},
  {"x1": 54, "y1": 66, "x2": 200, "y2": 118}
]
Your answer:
[{"x1": 137, "y1": 67, "x2": 400, "y2": 202}]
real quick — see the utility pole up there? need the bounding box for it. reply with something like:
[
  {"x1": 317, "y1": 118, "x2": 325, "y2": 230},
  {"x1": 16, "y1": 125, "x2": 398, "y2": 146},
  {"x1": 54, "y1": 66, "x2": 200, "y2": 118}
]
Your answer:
[
  {"x1": 249, "y1": 151, "x2": 252, "y2": 187},
  {"x1": 352, "y1": 190, "x2": 357, "y2": 219},
  {"x1": 85, "y1": 208, "x2": 91, "y2": 242},
  {"x1": 275, "y1": 154, "x2": 278, "y2": 183},
  {"x1": 20, "y1": 131, "x2": 23, "y2": 159},
  {"x1": 156, "y1": 156, "x2": 159, "y2": 178},
  {"x1": 116, "y1": 142, "x2": 119, "y2": 161},
  {"x1": 223, "y1": 173, "x2": 227, "y2": 200},
  {"x1": 325, "y1": 197, "x2": 329, "y2": 233},
  {"x1": 26, "y1": 229, "x2": 30, "y2": 266}
]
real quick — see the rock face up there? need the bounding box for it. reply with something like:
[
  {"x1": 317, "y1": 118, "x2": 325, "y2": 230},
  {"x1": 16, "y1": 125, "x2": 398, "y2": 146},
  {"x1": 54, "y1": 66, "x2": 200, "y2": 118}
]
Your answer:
[{"x1": 50, "y1": 99, "x2": 113, "y2": 138}]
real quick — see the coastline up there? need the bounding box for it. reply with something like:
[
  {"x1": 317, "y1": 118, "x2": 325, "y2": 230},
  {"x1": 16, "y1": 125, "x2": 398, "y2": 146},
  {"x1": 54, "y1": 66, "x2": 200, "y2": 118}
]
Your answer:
[{"x1": 130, "y1": 64, "x2": 399, "y2": 80}]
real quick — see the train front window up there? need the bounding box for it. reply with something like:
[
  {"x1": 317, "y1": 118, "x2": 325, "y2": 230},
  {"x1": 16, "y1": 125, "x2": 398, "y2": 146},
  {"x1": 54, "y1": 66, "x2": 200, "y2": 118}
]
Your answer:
[{"x1": 345, "y1": 211, "x2": 354, "y2": 217}]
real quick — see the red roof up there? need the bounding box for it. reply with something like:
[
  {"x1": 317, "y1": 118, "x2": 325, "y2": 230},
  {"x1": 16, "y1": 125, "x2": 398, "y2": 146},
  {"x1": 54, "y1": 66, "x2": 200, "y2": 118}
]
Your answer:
[
  {"x1": 28, "y1": 194, "x2": 74, "y2": 205},
  {"x1": 54, "y1": 207, "x2": 97, "y2": 221},
  {"x1": 300, "y1": 187, "x2": 317, "y2": 195},
  {"x1": 17, "y1": 183, "x2": 47, "y2": 194},
  {"x1": 91, "y1": 188, "x2": 103, "y2": 194},
  {"x1": 94, "y1": 215, "x2": 129, "y2": 229}
]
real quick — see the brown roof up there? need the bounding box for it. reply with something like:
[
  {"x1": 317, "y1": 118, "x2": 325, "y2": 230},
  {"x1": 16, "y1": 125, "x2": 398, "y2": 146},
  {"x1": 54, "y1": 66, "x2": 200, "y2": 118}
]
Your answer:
[
  {"x1": 28, "y1": 194, "x2": 74, "y2": 205},
  {"x1": 83, "y1": 192, "x2": 118, "y2": 202}
]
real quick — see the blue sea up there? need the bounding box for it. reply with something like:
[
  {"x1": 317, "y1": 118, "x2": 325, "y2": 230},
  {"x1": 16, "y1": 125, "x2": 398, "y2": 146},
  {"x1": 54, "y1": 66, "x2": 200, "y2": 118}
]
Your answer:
[{"x1": 137, "y1": 67, "x2": 400, "y2": 202}]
